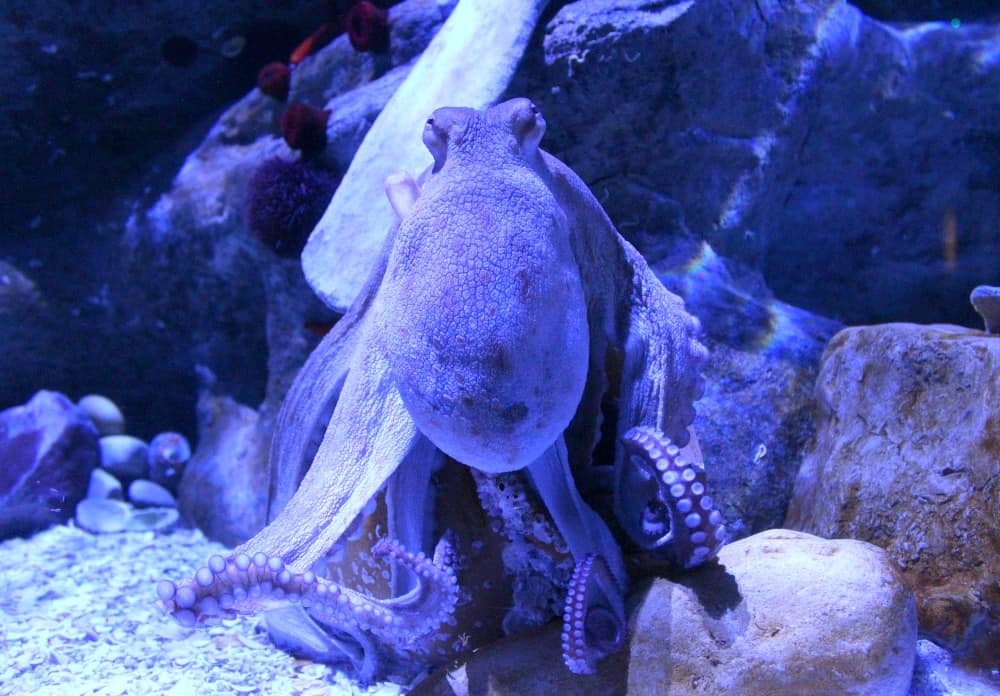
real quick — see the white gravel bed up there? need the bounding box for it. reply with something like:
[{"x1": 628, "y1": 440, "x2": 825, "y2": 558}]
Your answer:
[
  {"x1": 2, "y1": 524, "x2": 995, "y2": 696},
  {"x1": 0, "y1": 524, "x2": 401, "y2": 696}
]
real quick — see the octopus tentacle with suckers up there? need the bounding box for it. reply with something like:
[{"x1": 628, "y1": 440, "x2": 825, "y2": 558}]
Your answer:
[{"x1": 159, "y1": 99, "x2": 726, "y2": 683}]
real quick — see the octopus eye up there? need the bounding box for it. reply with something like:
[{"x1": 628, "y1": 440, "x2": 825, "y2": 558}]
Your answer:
[
  {"x1": 513, "y1": 100, "x2": 545, "y2": 156},
  {"x1": 422, "y1": 116, "x2": 448, "y2": 172}
]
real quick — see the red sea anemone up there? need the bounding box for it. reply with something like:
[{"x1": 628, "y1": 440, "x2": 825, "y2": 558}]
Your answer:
[
  {"x1": 346, "y1": 1, "x2": 389, "y2": 53},
  {"x1": 245, "y1": 158, "x2": 340, "y2": 258},
  {"x1": 281, "y1": 103, "x2": 331, "y2": 157},
  {"x1": 257, "y1": 62, "x2": 291, "y2": 100}
]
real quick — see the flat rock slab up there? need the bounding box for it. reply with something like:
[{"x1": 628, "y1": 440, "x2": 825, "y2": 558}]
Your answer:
[
  {"x1": 303, "y1": 0, "x2": 551, "y2": 310},
  {"x1": 786, "y1": 323, "x2": 1000, "y2": 666}
]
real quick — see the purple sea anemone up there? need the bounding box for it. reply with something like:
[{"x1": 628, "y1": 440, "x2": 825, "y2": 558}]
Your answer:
[{"x1": 245, "y1": 157, "x2": 340, "y2": 258}]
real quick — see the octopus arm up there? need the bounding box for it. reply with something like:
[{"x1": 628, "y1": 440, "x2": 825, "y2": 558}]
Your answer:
[
  {"x1": 526, "y1": 438, "x2": 626, "y2": 672},
  {"x1": 526, "y1": 438, "x2": 625, "y2": 586},
  {"x1": 541, "y1": 152, "x2": 627, "y2": 479},
  {"x1": 240, "y1": 342, "x2": 429, "y2": 572},
  {"x1": 538, "y1": 151, "x2": 718, "y2": 566},
  {"x1": 385, "y1": 437, "x2": 445, "y2": 594},
  {"x1": 538, "y1": 152, "x2": 706, "y2": 447},
  {"x1": 156, "y1": 536, "x2": 459, "y2": 678},
  {"x1": 267, "y1": 222, "x2": 399, "y2": 518},
  {"x1": 620, "y1": 426, "x2": 726, "y2": 567},
  {"x1": 616, "y1": 248, "x2": 707, "y2": 447}
]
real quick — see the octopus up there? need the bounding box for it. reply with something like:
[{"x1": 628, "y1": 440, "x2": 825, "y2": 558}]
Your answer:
[{"x1": 158, "y1": 98, "x2": 726, "y2": 683}]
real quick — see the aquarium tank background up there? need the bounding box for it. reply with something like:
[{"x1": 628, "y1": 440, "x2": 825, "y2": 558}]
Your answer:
[{"x1": 0, "y1": 0, "x2": 997, "y2": 694}]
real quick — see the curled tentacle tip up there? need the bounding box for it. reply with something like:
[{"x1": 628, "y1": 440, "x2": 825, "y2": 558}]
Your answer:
[
  {"x1": 622, "y1": 425, "x2": 727, "y2": 566},
  {"x1": 561, "y1": 553, "x2": 626, "y2": 674}
]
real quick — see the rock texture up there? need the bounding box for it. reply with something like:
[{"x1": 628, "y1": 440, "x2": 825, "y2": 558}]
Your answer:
[
  {"x1": 629, "y1": 530, "x2": 917, "y2": 695},
  {"x1": 415, "y1": 530, "x2": 918, "y2": 695},
  {"x1": 0, "y1": 0, "x2": 449, "y2": 442},
  {"x1": 515, "y1": 0, "x2": 999, "y2": 327},
  {"x1": 0, "y1": 390, "x2": 100, "y2": 540},
  {"x1": 785, "y1": 323, "x2": 1000, "y2": 667},
  {"x1": 177, "y1": 390, "x2": 271, "y2": 547},
  {"x1": 4, "y1": 0, "x2": 997, "y2": 471},
  {"x1": 0, "y1": 0, "x2": 325, "y2": 231},
  {"x1": 853, "y1": 1, "x2": 999, "y2": 22},
  {"x1": 692, "y1": 336, "x2": 823, "y2": 539},
  {"x1": 652, "y1": 241, "x2": 843, "y2": 538}
]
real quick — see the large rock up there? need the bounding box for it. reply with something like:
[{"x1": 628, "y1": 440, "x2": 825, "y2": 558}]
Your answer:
[
  {"x1": 6, "y1": 0, "x2": 997, "y2": 462},
  {"x1": 0, "y1": 0, "x2": 451, "y2": 444},
  {"x1": 785, "y1": 323, "x2": 1000, "y2": 667},
  {"x1": 513, "y1": 0, "x2": 999, "y2": 327},
  {"x1": 0, "y1": 390, "x2": 100, "y2": 539},
  {"x1": 0, "y1": 0, "x2": 328, "y2": 232},
  {"x1": 177, "y1": 388, "x2": 270, "y2": 547},
  {"x1": 415, "y1": 530, "x2": 917, "y2": 695},
  {"x1": 653, "y1": 240, "x2": 843, "y2": 538},
  {"x1": 629, "y1": 530, "x2": 917, "y2": 695}
]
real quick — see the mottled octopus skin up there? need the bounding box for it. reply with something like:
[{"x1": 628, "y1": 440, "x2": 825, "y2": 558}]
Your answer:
[{"x1": 160, "y1": 99, "x2": 720, "y2": 682}]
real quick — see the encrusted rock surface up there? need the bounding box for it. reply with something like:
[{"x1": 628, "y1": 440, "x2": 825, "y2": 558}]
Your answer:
[
  {"x1": 0, "y1": 0, "x2": 449, "y2": 443},
  {"x1": 518, "y1": 0, "x2": 999, "y2": 327},
  {"x1": 691, "y1": 333, "x2": 832, "y2": 539},
  {"x1": 786, "y1": 323, "x2": 1000, "y2": 667},
  {"x1": 0, "y1": 390, "x2": 100, "y2": 540},
  {"x1": 415, "y1": 529, "x2": 918, "y2": 695}
]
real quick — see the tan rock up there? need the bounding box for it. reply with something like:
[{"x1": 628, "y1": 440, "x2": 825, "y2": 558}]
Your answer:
[
  {"x1": 413, "y1": 530, "x2": 916, "y2": 695},
  {"x1": 785, "y1": 323, "x2": 1000, "y2": 666},
  {"x1": 629, "y1": 530, "x2": 916, "y2": 695}
]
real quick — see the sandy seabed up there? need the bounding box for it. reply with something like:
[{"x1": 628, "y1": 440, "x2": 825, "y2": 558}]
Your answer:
[
  {"x1": 0, "y1": 525, "x2": 400, "y2": 696},
  {"x1": 1, "y1": 524, "x2": 996, "y2": 696}
]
